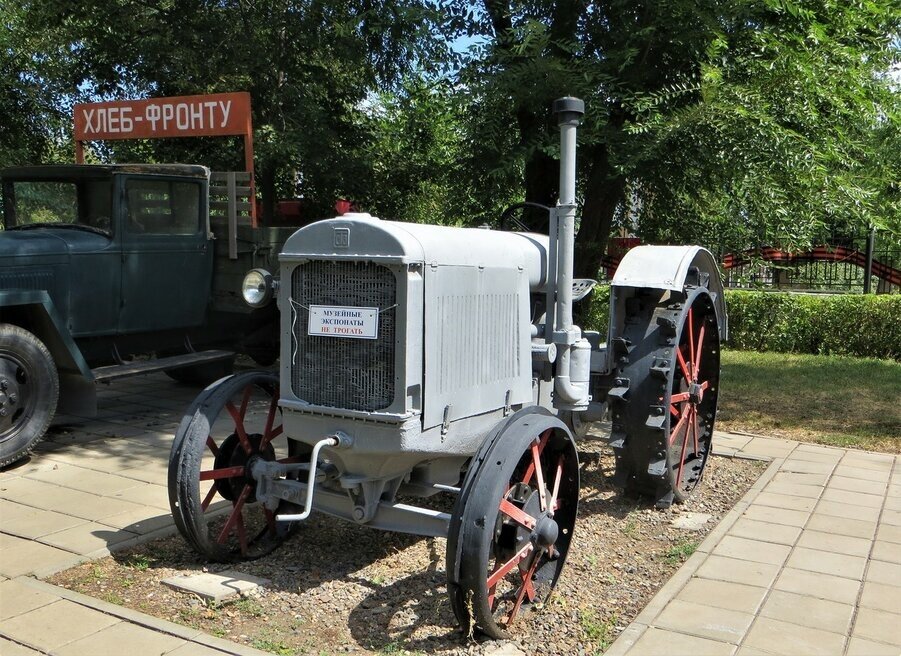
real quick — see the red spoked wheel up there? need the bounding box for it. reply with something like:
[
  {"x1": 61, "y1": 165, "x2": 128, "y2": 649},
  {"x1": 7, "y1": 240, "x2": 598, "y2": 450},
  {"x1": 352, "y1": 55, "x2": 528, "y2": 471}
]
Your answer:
[
  {"x1": 447, "y1": 409, "x2": 579, "y2": 638},
  {"x1": 608, "y1": 285, "x2": 720, "y2": 507},
  {"x1": 664, "y1": 292, "x2": 720, "y2": 499},
  {"x1": 168, "y1": 371, "x2": 303, "y2": 561}
]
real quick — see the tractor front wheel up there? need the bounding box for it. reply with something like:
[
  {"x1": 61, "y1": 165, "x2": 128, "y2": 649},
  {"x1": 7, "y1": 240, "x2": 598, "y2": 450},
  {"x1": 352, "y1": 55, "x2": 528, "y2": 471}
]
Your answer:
[{"x1": 446, "y1": 409, "x2": 579, "y2": 638}]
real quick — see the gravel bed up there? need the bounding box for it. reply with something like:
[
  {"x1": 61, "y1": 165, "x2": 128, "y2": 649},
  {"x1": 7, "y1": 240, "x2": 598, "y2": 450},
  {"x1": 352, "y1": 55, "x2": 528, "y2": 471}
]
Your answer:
[{"x1": 50, "y1": 434, "x2": 765, "y2": 655}]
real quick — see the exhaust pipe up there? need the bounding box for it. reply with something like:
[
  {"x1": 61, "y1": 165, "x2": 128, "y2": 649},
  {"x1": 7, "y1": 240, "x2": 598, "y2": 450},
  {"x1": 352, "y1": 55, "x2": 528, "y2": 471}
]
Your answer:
[{"x1": 549, "y1": 97, "x2": 591, "y2": 411}]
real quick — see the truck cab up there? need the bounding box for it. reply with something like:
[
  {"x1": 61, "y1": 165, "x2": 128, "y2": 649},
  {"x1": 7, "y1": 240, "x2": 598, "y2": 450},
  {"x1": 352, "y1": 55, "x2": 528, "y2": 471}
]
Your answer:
[{"x1": 0, "y1": 164, "x2": 283, "y2": 466}]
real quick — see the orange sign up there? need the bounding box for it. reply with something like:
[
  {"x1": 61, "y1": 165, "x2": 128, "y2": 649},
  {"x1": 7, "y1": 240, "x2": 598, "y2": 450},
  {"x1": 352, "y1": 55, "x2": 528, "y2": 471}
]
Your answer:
[{"x1": 74, "y1": 92, "x2": 251, "y2": 141}]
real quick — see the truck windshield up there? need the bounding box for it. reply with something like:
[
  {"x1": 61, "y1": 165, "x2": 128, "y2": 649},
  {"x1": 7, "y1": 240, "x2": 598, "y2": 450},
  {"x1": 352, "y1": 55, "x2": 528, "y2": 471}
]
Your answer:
[{"x1": 3, "y1": 180, "x2": 112, "y2": 234}]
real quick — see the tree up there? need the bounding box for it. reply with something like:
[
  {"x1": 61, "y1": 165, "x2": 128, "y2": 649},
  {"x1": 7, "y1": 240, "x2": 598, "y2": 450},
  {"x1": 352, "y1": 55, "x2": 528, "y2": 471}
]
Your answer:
[
  {"x1": 7, "y1": 0, "x2": 450, "y2": 219},
  {"x1": 454, "y1": 0, "x2": 901, "y2": 277}
]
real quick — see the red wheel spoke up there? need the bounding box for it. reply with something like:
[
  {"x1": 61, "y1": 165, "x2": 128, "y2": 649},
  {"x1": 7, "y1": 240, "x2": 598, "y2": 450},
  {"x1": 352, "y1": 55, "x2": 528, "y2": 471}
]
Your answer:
[
  {"x1": 675, "y1": 409, "x2": 692, "y2": 488},
  {"x1": 261, "y1": 396, "x2": 279, "y2": 449},
  {"x1": 199, "y1": 465, "x2": 246, "y2": 481},
  {"x1": 670, "y1": 392, "x2": 690, "y2": 403},
  {"x1": 687, "y1": 307, "x2": 695, "y2": 375},
  {"x1": 506, "y1": 556, "x2": 540, "y2": 625},
  {"x1": 235, "y1": 509, "x2": 248, "y2": 555},
  {"x1": 216, "y1": 485, "x2": 252, "y2": 544},
  {"x1": 676, "y1": 348, "x2": 692, "y2": 385},
  {"x1": 487, "y1": 543, "x2": 533, "y2": 590},
  {"x1": 239, "y1": 386, "x2": 252, "y2": 419},
  {"x1": 669, "y1": 411, "x2": 690, "y2": 446},
  {"x1": 531, "y1": 442, "x2": 548, "y2": 512},
  {"x1": 670, "y1": 404, "x2": 681, "y2": 417},
  {"x1": 692, "y1": 410, "x2": 701, "y2": 454},
  {"x1": 201, "y1": 485, "x2": 217, "y2": 511},
  {"x1": 264, "y1": 509, "x2": 277, "y2": 537},
  {"x1": 521, "y1": 430, "x2": 550, "y2": 485},
  {"x1": 694, "y1": 323, "x2": 706, "y2": 379},
  {"x1": 225, "y1": 402, "x2": 253, "y2": 454},
  {"x1": 548, "y1": 456, "x2": 564, "y2": 517},
  {"x1": 700, "y1": 380, "x2": 709, "y2": 391},
  {"x1": 205, "y1": 436, "x2": 219, "y2": 456},
  {"x1": 499, "y1": 498, "x2": 537, "y2": 530}
]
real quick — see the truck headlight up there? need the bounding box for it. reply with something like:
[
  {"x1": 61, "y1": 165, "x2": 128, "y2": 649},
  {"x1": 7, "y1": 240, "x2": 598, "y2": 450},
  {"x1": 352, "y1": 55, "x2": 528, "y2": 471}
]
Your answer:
[{"x1": 242, "y1": 268, "x2": 277, "y2": 307}]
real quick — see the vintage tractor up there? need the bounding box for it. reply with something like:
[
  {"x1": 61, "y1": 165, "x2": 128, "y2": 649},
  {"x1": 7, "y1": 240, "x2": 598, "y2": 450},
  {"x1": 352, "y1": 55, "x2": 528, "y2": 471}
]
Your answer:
[{"x1": 168, "y1": 98, "x2": 726, "y2": 637}]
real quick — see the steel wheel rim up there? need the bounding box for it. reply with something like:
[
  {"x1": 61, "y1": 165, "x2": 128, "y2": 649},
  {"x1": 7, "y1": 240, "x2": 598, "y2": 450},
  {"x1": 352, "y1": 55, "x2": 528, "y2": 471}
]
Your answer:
[
  {"x1": 665, "y1": 293, "x2": 719, "y2": 496},
  {"x1": 482, "y1": 429, "x2": 579, "y2": 633},
  {"x1": 0, "y1": 352, "x2": 36, "y2": 443},
  {"x1": 179, "y1": 375, "x2": 298, "y2": 560}
]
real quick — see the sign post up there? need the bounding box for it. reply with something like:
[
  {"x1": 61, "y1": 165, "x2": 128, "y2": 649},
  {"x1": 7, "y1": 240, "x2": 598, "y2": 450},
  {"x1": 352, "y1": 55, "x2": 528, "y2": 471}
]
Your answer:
[{"x1": 74, "y1": 91, "x2": 256, "y2": 223}]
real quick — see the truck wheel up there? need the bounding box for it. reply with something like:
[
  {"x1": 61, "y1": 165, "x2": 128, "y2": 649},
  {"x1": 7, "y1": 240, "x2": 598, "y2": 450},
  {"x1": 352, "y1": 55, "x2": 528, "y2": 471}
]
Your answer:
[
  {"x1": 168, "y1": 371, "x2": 300, "y2": 561},
  {"x1": 446, "y1": 408, "x2": 579, "y2": 638},
  {"x1": 0, "y1": 325, "x2": 59, "y2": 468},
  {"x1": 165, "y1": 356, "x2": 235, "y2": 386},
  {"x1": 609, "y1": 286, "x2": 721, "y2": 507}
]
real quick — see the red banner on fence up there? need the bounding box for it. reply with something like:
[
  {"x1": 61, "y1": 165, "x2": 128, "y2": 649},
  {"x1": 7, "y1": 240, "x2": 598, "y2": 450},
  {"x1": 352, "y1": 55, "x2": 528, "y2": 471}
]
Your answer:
[{"x1": 74, "y1": 92, "x2": 252, "y2": 141}]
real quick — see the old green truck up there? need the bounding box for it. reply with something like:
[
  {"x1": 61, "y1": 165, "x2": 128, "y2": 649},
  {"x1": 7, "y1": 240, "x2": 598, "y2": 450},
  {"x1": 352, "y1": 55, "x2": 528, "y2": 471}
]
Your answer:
[{"x1": 0, "y1": 164, "x2": 297, "y2": 466}]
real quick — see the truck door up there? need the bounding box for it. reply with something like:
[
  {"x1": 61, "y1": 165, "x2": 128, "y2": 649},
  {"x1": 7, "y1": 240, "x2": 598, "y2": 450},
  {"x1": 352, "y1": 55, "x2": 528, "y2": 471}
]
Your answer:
[{"x1": 117, "y1": 175, "x2": 214, "y2": 333}]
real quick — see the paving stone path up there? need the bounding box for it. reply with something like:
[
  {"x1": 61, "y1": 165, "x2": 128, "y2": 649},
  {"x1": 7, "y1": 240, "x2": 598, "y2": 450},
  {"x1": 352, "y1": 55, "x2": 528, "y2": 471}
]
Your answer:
[{"x1": 0, "y1": 373, "x2": 898, "y2": 655}]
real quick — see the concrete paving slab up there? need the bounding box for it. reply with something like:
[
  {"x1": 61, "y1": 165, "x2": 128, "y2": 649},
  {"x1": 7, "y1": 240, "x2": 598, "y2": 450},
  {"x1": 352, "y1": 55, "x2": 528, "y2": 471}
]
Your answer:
[
  {"x1": 162, "y1": 570, "x2": 271, "y2": 602},
  {"x1": 0, "y1": 578, "x2": 59, "y2": 620},
  {"x1": 871, "y1": 540, "x2": 901, "y2": 564},
  {"x1": 24, "y1": 463, "x2": 140, "y2": 495},
  {"x1": 779, "y1": 459, "x2": 834, "y2": 475},
  {"x1": 772, "y1": 567, "x2": 861, "y2": 605},
  {"x1": 814, "y1": 500, "x2": 882, "y2": 523},
  {"x1": 0, "y1": 638, "x2": 43, "y2": 655},
  {"x1": 763, "y1": 481, "x2": 823, "y2": 499},
  {"x1": 806, "y1": 514, "x2": 877, "y2": 539},
  {"x1": 0, "y1": 599, "x2": 120, "y2": 651},
  {"x1": 1, "y1": 506, "x2": 87, "y2": 540},
  {"x1": 741, "y1": 505, "x2": 809, "y2": 527},
  {"x1": 710, "y1": 535, "x2": 791, "y2": 566},
  {"x1": 786, "y1": 546, "x2": 868, "y2": 580},
  {"x1": 828, "y1": 475, "x2": 889, "y2": 496},
  {"x1": 846, "y1": 636, "x2": 900, "y2": 656},
  {"x1": 875, "y1": 523, "x2": 901, "y2": 544},
  {"x1": 0, "y1": 535, "x2": 80, "y2": 578},
  {"x1": 37, "y1": 521, "x2": 139, "y2": 554},
  {"x1": 850, "y1": 607, "x2": 901, "y2": 646},
  {"x1": 630, "y1": 627, "x2": 735, "y2": 656},
  {"x1": 742, "y1": 617, "x2": 846, "y2": 656},
  {"x1": 694, "y1": 555, "x2": 781, "y2": 588},
  {"x1": 833, "y1": 465, "x2": 891, "y2": 482},
  {"x1": 111, "y1": 482, "x2": 171, "y2": 509},
  {"x1": 729, "y1": 518, "x2": 801, "y2": 546},
  {"x1": 654, "y1": 598, "x2": 754, "y2": 644},
  {"x1": 52, "y1": 618, "x2": 188, "y2": 656},
  {"x1": 753, "y1": 491, "x2": 817, "y2": 512},
  {"x1": 795, "y1": 530, "x2": 873, "y2": 558},
  {"x1": 821, "y1": 487, "x2": 885, "y2": 508},
  {"x1": 674, "y1": 578, "x2": 768, "y2": 615},
  {"x1": 859, "y1": 581, "x2": 901, "y2": 613},
  {"x1": 866, "y1": 560, "x2": 901, "y2": 586},
  {"x1": 758, "y1": 590, "x2": 854, "y2": 634}
]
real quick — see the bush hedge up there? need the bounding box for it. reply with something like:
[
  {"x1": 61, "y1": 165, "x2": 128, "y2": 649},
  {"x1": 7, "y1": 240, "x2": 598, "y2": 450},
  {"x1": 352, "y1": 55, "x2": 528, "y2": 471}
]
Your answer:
[{"x1": 581, "y1": 287, "x2": 900, "y2": 360}]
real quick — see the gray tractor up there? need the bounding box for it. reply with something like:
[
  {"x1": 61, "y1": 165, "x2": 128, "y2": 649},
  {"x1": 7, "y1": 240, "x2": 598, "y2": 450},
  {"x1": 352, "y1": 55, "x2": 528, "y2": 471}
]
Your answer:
[{"x1": 168, "y1": 98, "x2": 725, "y2": 638}]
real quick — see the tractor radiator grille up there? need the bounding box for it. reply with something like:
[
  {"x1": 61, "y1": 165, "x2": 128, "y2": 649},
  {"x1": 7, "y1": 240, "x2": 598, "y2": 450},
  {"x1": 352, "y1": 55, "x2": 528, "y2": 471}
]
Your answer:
[{"x1": 290, "y1": 260, "x2": 397, "y2": 411}]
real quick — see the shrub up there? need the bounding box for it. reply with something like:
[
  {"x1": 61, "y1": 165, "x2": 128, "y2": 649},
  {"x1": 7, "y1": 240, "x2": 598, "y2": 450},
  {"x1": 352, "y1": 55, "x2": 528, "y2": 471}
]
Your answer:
[{"x1": 581, "y1": 286, "x2": 900, "y2": 360}]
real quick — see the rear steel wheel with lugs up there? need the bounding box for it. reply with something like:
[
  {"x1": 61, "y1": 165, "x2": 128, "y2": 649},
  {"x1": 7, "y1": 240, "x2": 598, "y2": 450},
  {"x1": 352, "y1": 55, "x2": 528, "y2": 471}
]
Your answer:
[
  {"x1": 168, "y1": 371, "x2": 302, "y2": 561},
  {"x1": 609, "y1": 286, "x2": 720, "y2": 507}
]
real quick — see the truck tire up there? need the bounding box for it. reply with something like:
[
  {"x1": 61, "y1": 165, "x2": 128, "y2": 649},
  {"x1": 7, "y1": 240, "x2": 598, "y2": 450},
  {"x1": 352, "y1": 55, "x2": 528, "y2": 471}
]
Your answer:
[
  {"x1": 165, "y1": 356, "x2": 235, "y2": 386},
  {"x1": 0, "y1": 324, "x2": 59, "y2": 467}
]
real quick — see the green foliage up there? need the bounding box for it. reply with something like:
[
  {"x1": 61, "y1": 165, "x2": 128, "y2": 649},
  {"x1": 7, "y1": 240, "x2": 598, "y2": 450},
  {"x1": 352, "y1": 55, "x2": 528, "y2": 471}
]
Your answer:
[
  {"x1": 582, "y1": 287, "x2": 900, "y2": 360},
  {"x1": 451, "y1": 0, "x2": 901, "y2": 274},
  {"x1": 725, "y1": 290, "x2": 901, "y2": 360}
]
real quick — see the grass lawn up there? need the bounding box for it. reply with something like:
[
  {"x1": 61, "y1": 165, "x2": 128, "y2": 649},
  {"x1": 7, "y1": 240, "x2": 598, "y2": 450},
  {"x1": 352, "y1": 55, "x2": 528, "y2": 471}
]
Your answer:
[{"x1": 718, "y1": 350, "x2": 901, "y2": 454}]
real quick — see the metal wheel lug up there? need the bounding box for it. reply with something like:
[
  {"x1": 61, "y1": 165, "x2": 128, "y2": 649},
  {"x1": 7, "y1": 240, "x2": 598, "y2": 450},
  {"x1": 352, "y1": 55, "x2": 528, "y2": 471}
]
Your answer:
[
  {"x1": 8, "y1": 394, "x2": 16, "y2": 404},
  {"x1": 0, "y1": 379, "x2": 7, "y2": 390},
  {"x1": 0, "y1": 409, "x2": 7, "y2": 417}
]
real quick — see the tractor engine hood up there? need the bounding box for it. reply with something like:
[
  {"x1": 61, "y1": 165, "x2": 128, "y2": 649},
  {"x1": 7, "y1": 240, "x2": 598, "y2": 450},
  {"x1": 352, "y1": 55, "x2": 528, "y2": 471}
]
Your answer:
[{"x1": 280, "y1": 214, "x2": 551, "y2": 291}]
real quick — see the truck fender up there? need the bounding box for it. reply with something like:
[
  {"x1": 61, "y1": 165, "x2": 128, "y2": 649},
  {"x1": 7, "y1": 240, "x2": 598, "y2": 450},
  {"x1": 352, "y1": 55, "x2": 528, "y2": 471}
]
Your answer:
[
  {"x1": 609, "y1": 245, "x2": 727, "y2": 340},
  {"x1": 0, "y1": 290, "x2": 97, "y2": 415}
]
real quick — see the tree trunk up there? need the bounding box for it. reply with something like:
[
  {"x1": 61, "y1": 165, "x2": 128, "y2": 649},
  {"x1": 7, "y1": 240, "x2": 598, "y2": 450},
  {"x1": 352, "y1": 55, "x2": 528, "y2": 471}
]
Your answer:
[
  {"x1": 259, "y1": 160, "x2": 276, "y2": 225},
  {"x1": 574, "y1": 144, "x2": 626, "y2": 279}
]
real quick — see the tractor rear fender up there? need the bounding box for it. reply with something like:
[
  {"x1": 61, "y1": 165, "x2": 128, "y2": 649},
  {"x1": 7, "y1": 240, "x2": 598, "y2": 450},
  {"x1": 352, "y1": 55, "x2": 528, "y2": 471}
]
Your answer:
[
  {"x1": 609, "y1": 245, "x2": 728, "y2": 341},
  {"x1": 0, "y1": 290, "x2": 97, "y2": 415}
]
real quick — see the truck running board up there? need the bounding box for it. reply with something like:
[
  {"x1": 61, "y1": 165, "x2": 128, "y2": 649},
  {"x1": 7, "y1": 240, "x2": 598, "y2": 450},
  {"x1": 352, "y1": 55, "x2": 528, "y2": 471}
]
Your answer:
[{"x1": 92, "y1": 350, "x2": 235, "y2": 382}]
